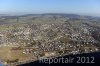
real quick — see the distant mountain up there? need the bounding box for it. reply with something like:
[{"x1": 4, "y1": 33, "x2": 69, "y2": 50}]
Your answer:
[
  {"x1": 20, "y1": 13, "x2": 100, "y2": 20},
  {"x1": 85, "y1": 16, "x2": 100, "y2": 21},
  {"x1": 0, "y1": 13, "x2": 100, "y2": 19},
  {"x1": 42, "y1": 13, "x2": 81, "y2": 17},
  {"x1": 0, "y1": 14, "x2": 12, "y2": 16},
  {"x1": 20, "y1": 13, "x2": 81, "y2": 18},
  {"x1": 0, "y1": 13, "x2": 100, "y2": 25}
]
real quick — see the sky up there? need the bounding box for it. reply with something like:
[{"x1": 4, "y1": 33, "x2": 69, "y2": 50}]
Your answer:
[{"x1": 0, "y1": 0, "x2": 100, "y2": 16}]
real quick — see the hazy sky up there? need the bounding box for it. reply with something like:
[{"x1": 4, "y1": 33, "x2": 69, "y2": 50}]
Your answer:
[{"x1": 0, "y1": 0, "x2": 100, "y2": 16}]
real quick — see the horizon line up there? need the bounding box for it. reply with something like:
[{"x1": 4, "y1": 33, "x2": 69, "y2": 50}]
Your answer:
[{"x1": 0, "y1": 12, "x2": 100, "y2": 17}]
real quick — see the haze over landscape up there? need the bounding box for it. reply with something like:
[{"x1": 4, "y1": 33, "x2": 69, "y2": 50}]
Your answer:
[
  {"x1": 0, "y1": 0, "x2": 100, "y2": 16},
  {"x1": 0, "y1": 0, "x2": 100, "y2": 66}
]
